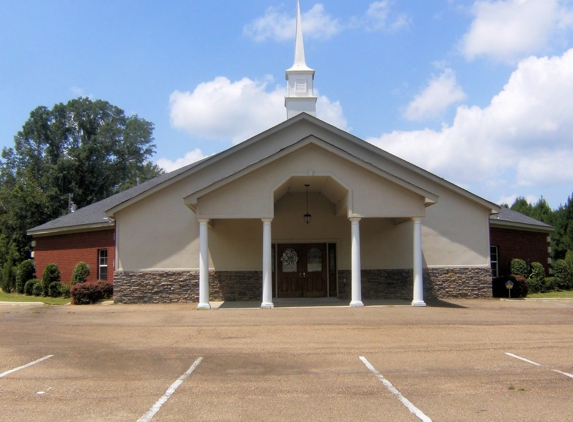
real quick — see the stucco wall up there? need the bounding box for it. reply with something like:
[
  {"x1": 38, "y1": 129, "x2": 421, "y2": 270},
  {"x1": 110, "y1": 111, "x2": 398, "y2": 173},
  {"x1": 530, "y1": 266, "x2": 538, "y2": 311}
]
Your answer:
[{"x1": 115, "y1": 125, "x2": 492, "y2": 273}]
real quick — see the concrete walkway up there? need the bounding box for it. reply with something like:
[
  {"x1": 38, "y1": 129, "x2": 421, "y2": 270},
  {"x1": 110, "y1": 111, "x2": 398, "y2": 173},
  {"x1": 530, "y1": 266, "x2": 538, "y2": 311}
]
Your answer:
[{"x1": 212, "y1": 297, "x2": 411, "y2": 309}]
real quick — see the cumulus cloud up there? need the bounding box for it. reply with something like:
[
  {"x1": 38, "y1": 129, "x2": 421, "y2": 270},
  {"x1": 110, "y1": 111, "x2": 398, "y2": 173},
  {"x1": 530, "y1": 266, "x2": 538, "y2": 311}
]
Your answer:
[
  {"x1": 244, "y1": 2, "x2": 409, "y2": 42},
  {"x1": 461, "y1": 0, "x2": 573, "y2": 62},
  {"x1": 368, "y1": 49, "x2": 573, "y2": 189},
  {"x1": 156, "y1": 149, "x2": 207, "y2": 173},
  {"x1": 170, "y1": 76, "x2": 348, "y2": 144},
  {"x1": 403, "y1": 68, "x2": 467, "y2": 121}
]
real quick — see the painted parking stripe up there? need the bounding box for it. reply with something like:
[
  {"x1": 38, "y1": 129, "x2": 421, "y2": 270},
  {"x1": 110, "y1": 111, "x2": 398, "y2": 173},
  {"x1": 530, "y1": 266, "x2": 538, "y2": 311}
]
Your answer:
[
  {"x1": 541, "y1": 300, "x2": 573, "y2": 308},
  {"x1": 553, "y1": 369, "x2": 573, "y2": 379},
  {"x1": 360, "y1": 356, "x2": 432, "y2": 422},
  {"x1": 137, "y1": 357, "x2": 203, "y2": 422},
  {"x1": 505, "y1": 353, "x2": 541, "y2": 366},
  {"x1": 506, "y1": 353, "x2": 573, "y2": 380},
  {"x1": 0, "y1": 355, "x2": 54, "y2": 379}
]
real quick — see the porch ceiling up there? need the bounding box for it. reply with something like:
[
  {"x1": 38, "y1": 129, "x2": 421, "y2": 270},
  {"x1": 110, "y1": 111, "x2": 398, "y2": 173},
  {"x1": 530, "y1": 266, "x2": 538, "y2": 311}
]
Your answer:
[{"x1": 273, "y1": 176, "x2": 347, "y2": 205}]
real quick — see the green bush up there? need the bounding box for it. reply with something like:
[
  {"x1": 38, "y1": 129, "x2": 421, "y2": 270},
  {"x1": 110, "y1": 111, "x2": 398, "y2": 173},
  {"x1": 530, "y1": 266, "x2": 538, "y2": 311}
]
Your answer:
[
  {"x1": 59, "y1": 283, "x2": 71, "y2": 299},
  {"x1": 543, "y1": 277, "x2": 559, "y2": 292},
  {"x1": 16, "y1": 259, "x2": 36, "y2": 294},
  {"x1": 529, "y1": 262, "x2": 545, "y2": 280},
  {"x1": 1, "y1": 260, "x2": 16, "y2": 293},
  {"x1": 510, "y1": 259, "x2": 529, "y2": 278},
  {"x1": 32, "y1": 281, "x2": 44, "y2": 296},
  {"x1": 71, "y1": 262, "x2": 90, "y2": 285},
  {"x1": 42, "y1": 264, "x2": 61, "y2": 296},
  {"x1": 24, "y1": 278, "x2": 40, "y2": 296},
  {"x1": 48, "y1": 282, "x2": 65, "y2": 298},
  {"x1": 553, "y1": 259, "x2": 572, "y2": 290}
]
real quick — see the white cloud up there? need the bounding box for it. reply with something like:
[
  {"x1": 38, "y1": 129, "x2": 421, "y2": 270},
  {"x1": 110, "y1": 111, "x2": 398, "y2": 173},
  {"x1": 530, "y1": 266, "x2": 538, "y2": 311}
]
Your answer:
[
  {"x1": 243, "y1": 4, "x2": 342, "y2": 42},
  {"x1": 243, "y1": 2, "x2": 409, "y2": 42},
  {"x1": 461, "y1": 0, "x2": 573, "y2": 62},
  {"x1": 170, "y1": 76, "x2": 348, "y2": 144},
  {"x1": 156, "y1": 149, "x2": 206, "y2": 173},
  {"x1": 368, "y1": 48, "x2": 573, "y2": 189},
  {"x1": 361, "y1": 1, "x2": 411, "y2": 31},
  {"x1": 403, "y1": 68, "x2": 467, "y2": 120}
]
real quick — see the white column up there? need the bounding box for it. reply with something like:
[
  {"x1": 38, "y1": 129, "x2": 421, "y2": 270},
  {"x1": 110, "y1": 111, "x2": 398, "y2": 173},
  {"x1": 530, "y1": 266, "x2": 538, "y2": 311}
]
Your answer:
[
  {"x1": 261, "y1": 219, "x2": 274, "y2": 309},
  {"x1": 412, "y1": 217, "x2": 426, "y2": 307},
  {"x1": 350, "y1": 217, "x2": 364, "y2": 307},
  {"x1": 197, "y1": 219, "x2": 211, "y2": 310}
]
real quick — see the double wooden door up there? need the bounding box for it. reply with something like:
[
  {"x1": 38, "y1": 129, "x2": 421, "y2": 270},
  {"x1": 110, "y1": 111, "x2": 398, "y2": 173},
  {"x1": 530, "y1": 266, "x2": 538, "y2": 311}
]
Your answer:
[{"x1": 276, "y1": 243, "x2": 328, "y2": 298}]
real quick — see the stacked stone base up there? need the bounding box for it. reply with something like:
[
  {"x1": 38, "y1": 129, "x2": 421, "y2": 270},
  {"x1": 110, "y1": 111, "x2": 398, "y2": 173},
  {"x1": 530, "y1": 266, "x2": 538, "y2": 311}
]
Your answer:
[
  {"x1": 338, "y1": 267, "x2": 492, "y2": 300},
  {"x1": 114, "y1": 267, "x2": 492, "y2": 304}
]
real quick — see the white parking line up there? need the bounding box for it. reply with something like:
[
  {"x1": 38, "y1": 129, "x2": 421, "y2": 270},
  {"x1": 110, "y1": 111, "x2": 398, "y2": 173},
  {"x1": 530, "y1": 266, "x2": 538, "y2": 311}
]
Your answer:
[
  {"x1": 137, "y1": 357, "x2": 203, "y2": 422},
  {"x1": 553, "y1": 369, "x2": 573, "y2": 379},
  {"x1": 0, "y1": 355, "x2": 54, "y2": 379},
  {"x1": 540, "y1": 300, "x2": 573, "y2": 308},
  {"x1": 505, "y1": 353, "x2": 541, "y2": 366},
  {"x1": 360, "y1": 356, "x2": 432, "y2": 422},
  {"x1": 506, "y1": 353, "x2": 573, "y2": 380}
]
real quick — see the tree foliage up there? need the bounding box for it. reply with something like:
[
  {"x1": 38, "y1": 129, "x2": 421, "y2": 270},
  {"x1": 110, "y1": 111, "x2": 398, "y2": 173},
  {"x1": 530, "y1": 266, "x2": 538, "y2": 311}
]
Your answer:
[{"x1": 0, "y1": 97, "x2": 163, "y2": 266}]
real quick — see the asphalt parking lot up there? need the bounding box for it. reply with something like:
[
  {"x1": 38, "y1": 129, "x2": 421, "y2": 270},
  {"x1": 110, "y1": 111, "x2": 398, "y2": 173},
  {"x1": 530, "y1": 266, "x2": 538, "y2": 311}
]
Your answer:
[{"x1": 1, "y1": 298, "x2": 572, "y2": 421}]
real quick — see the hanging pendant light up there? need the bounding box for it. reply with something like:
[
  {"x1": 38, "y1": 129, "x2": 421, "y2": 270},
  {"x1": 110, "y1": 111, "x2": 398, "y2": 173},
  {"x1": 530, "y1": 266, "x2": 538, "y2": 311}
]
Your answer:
[{"x1": 304, "y1": 184, "x2": 312, "y2": 224}]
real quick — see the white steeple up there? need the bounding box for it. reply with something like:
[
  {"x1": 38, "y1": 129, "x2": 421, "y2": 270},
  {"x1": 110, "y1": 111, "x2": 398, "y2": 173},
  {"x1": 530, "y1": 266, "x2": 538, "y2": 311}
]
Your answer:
[{"x1": 285, "y1": 0, "x2": 317, "y2": 119}]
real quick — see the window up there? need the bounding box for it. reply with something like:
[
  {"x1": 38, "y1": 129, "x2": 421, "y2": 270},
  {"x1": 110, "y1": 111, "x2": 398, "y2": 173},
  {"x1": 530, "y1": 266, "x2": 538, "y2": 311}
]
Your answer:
[
  {"x1": 98, "y1": 249, "x2": 108, "y2": 280},
  {"x1": 490, "y1": 246, "x2": 499, "y2": 277}
]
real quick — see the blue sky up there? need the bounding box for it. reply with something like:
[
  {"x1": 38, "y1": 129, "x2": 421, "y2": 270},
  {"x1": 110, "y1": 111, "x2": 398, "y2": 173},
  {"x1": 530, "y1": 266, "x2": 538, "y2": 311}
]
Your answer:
[{"x1": 2, "y1": 0, "x2": 573, "y2": 208}]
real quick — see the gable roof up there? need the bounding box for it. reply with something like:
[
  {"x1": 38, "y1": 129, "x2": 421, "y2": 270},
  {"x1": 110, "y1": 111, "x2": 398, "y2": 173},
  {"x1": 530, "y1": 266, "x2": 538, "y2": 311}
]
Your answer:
[
  {"x1": 490, "y1": 207, "x2": 553, "y2": 233},
  {"x1": 28, "y1": 113, "x2": 500, "y2": 236}
]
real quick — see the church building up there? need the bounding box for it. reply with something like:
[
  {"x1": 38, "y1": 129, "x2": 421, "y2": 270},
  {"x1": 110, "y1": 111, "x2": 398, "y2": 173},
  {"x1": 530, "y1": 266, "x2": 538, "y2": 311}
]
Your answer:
[{"x1": 28, "y1": 1, "x2": 552, "y2": 307}]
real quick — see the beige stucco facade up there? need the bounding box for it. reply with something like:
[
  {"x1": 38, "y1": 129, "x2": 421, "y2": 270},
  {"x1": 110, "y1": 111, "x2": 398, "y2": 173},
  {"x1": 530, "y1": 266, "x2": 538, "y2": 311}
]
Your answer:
[{"x1": 111, "y1": 115, "x2": 496, "y2": 280}]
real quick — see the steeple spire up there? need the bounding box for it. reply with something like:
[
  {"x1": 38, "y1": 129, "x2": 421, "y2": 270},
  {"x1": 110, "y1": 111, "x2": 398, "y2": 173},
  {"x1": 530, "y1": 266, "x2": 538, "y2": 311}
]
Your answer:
[
  {"x1": 291, "y1": 0, "x2": 311, "y2": 71},
  {"x1": 285, "y1": 0, "x2": 317, "y2": 119}
]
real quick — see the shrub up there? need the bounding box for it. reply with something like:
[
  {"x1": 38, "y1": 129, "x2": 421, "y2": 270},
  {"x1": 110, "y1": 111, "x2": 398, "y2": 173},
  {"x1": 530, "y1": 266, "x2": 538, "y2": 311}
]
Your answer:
[
  {"x1": 71, "y1": 280, "x2": 113, "y2": 305},
  {"x1": 16, "y1": 259, "x2": 36, "y2": 294},
  {"x1": 543, "y1": 277, "x2": 559, "y2": 292},
  {"x1": 553, "y1": 259, "x2": 573, "y2": 290},
  {"x1": 60, "y1": 283, "x2": 71, "y2": 299},
  {"x1": 510, "y1": 259, "x2": 529, "y2": 278},
  {"x1": 492, "y1": 275, "x2": 528, "y2": 298},
  {"x1": 48, "y1": 282, "x2": 65, "y2": 298},
  {"x1": 32, "y1": 281, "x2": 44, "y2": 296},
  {"x1": 529, "y1": 262, "x2": 545, "y2": 280},
  {"x1": 71, "y1": 262, "x2": 90, "y2": 285},
  {"x1": 42, "y1": 264, "x2": 61, "y2": 296},
  {"x1": 1, "y1": 260, "x2": 16, "y2": 293},
  {"x1": 24, "y1": 278, "x2": 40, "y2": 296}
]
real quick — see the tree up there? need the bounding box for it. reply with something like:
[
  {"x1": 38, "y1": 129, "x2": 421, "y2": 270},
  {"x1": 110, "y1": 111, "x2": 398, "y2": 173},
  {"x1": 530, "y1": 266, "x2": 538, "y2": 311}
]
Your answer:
[{"x1": 0, "y1": 98, "x2": 163, "y2": 264}]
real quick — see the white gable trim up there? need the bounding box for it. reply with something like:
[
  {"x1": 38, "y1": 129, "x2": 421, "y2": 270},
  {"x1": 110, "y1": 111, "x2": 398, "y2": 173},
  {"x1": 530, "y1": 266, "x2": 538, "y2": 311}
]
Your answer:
[{"x1": 183, "y1": 136, "x2": 439, "y2": 213}]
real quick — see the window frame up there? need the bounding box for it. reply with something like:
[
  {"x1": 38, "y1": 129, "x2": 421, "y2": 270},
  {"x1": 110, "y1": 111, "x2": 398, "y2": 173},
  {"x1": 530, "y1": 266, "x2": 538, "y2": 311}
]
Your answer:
[{"x1": 98, "y1": 249, "x2": 108, "y2": 281}]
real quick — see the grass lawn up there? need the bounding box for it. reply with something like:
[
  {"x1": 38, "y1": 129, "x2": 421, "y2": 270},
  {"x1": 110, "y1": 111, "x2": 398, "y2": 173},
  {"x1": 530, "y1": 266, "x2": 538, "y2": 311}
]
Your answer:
[
  {"x1": 0, "y1": 290, "x2": 70, "y2": 306},
  {"x1": 527, "y1": 290, "x2": 573, "y2": 299}
]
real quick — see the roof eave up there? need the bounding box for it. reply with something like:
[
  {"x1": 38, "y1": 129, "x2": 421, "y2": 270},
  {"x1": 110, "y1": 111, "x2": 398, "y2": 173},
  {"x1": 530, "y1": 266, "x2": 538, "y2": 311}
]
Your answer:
[
  {"x1": 27, "y1": 221, "x2": 115, "y2": 237},
  {"x1": 490, "y1": 219, "x2": 553, "y2": 233}
]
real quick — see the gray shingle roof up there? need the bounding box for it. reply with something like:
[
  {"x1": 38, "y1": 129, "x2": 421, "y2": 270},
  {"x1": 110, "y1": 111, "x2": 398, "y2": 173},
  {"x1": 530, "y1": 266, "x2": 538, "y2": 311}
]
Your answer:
[
  {"x1": 27, "y1": 159, "x2": 205, "y2": 235},
  {"x1": 490, "y1": 207, "x2": 553, "y2": 231}
]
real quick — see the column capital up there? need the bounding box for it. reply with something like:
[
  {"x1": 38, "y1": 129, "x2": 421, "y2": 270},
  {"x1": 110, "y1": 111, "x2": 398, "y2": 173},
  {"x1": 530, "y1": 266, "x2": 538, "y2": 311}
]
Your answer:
[
  {"x1": 197, "y1": 218, "x2": 210, "y2": 224},
  {"x1": 261, "y1": 218, "x2": 273, "y2": 224},
  {"x1": 412, "y1": 217, "x2": 423, "y2": 223},
  {"x1": 349, "y1": 217, "x2": 362, "y2": 223}
]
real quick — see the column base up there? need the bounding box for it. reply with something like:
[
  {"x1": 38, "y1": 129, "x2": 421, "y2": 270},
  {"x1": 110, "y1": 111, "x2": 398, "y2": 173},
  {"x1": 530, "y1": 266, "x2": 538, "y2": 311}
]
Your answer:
[
  {"x1": 350, "y1": 301, "x2": 364, "y2": 307},
  {"x1": 411, "y1": 300, "x2": 426, "y2": 307},
  {"x1": 261, "y1": 302, "x2": 275, "y2": 309},
  {"x1": 197, "y1": 303, "x2": 211, "y2": 310}
]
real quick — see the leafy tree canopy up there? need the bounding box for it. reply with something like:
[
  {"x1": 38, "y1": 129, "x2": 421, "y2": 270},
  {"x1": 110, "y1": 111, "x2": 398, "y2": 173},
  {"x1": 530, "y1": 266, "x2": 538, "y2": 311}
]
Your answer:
[{"x1": 0, "y1": 97, "x2": 163, "y2": 264}]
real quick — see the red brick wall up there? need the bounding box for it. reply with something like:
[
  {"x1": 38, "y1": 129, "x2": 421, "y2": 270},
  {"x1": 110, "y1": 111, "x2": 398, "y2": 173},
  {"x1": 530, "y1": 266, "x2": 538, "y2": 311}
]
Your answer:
[
  {"x1": 490, "y1": 227, "x2": 550, "y2": 276},
  {"x1": 33, "y1": 229, "x2": 115, "y2": 285}
]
